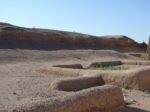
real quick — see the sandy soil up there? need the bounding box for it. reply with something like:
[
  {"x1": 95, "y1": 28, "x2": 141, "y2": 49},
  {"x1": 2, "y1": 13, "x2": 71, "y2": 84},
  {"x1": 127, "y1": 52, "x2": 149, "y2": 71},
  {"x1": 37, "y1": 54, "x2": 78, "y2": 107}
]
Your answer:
[
  {"x1": 0, "y1": 49, "x2": 149, "y2": 112},
  {"x1": 0, "y1": 61, "x2": 69, "y2": 111},
  {"x1": 118, "y1": 89, "x2": 150, "y2": 112}
]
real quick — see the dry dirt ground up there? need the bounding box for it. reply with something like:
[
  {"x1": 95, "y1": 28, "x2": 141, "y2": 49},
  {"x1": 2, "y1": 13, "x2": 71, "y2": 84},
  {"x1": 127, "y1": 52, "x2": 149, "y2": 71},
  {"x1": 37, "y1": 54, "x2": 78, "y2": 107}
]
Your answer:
[{"x1": 0, "y1": 49, "x2": 149, "y2": 112}]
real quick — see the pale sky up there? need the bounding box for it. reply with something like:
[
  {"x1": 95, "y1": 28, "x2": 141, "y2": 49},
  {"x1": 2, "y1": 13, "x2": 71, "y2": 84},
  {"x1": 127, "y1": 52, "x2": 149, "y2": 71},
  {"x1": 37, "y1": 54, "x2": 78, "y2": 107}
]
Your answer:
[{"x1": 0, "y1": 0, "x2": 150, "y2": 43}]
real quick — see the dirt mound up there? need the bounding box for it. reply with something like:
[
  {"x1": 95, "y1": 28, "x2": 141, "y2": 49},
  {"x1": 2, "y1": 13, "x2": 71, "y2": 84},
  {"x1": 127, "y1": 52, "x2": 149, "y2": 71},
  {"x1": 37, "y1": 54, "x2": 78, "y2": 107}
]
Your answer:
[
  {"x1": 0, "y1": 22, "x2": 147, "y2": 52},
  {"x1": 13, "y1": 85, "x2": 124, "y2": 112}
]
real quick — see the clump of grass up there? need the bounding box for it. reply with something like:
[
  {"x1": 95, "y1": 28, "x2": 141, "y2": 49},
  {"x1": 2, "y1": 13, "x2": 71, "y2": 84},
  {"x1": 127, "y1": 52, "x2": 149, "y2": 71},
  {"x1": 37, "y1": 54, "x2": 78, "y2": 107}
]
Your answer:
[
  {"x1": 140, "y1": 54, "x2": 150, "y2": 60},
  {"x1": 87, "y1": 63, "x2": 128, "y2": 70}
]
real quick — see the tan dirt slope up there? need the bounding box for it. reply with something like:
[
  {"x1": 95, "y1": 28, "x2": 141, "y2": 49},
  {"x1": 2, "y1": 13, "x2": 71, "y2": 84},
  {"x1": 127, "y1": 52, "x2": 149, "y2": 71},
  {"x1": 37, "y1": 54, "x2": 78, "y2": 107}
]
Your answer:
[
  {"x1": 0, "y1": 22, "x2": 149, "y2": 112},
  {"x1": 0, "y1": 22, "x2": 147, "y2": 52},
  {"x1": 0, "y1": 49, "x2": 149, "y2": 112}
]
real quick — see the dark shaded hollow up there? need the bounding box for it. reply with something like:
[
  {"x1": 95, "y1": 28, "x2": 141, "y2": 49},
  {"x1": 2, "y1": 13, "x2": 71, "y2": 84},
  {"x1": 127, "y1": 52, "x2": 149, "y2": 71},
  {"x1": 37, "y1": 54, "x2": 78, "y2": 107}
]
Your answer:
[
  {"x1": 52, "y1": 76, "x2": 105, "y2": 91},
  {"x1": 88, "y1": 61, "x2": 122, "y2": 68},
  {"x1": 53, "y1": 64, "x2": 83, "y2": 69},
  {"x1": 53, "y1": 61, "x2": 122, "y2": 70}
]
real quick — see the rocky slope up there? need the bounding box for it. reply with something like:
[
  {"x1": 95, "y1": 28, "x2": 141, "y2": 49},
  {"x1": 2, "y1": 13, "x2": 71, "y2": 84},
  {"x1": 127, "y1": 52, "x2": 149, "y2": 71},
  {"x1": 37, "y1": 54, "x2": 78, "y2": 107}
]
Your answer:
[{"x1": 0, "y1": 22, "x2": 147, "y2": 52}]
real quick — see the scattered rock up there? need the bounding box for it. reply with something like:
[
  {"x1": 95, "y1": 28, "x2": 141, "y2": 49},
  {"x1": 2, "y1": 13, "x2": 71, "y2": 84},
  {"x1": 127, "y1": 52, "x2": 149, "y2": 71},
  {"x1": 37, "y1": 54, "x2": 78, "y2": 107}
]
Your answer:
[{"x1": 124, "y1": 97, "x2": 137, "y2": 105}]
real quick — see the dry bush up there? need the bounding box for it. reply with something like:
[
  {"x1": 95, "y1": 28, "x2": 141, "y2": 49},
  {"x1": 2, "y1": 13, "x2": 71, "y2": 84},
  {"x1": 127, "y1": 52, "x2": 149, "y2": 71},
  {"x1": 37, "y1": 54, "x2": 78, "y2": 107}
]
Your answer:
[{"x1": 140, "y1": 53, "x2": 150, "y2": 60}]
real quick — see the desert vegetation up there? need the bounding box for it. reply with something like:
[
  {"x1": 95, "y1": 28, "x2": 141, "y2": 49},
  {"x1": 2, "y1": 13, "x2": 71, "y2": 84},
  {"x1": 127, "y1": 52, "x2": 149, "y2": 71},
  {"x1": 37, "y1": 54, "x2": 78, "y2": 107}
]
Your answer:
[{"x1": 86, "y1": 62, "x2": 128, "y2": 70}]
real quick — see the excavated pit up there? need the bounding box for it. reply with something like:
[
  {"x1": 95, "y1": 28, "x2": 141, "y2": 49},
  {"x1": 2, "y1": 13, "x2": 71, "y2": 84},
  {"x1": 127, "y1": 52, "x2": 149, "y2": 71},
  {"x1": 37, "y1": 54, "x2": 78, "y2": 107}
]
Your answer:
[
  {"x1": 15, "y1": 60, "x2": 150, "y2": 112},
  {"x1": 13, "y1": 68, "x2": 125, "y2": 112},
  {"x1": 48, "y1": 60, "x2": 150, "y2": 90}
]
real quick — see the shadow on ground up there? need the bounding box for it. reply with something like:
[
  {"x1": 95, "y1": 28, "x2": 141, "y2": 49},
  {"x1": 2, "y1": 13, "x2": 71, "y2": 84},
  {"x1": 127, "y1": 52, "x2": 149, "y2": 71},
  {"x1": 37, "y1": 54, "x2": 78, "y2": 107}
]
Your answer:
[{"x1": 118, "y1": 106, "x2": 150, "y2": 112}]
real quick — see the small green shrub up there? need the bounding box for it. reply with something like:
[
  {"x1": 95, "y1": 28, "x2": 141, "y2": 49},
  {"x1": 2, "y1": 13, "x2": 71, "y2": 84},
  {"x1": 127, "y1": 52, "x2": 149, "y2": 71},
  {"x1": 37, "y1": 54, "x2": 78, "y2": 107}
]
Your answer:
[
  {"x1": 87, "y1": 64, "x2": 128, "y2": 70},
  {"x1": 140, "y1": 54, "x2": 150, "y2": 60}
]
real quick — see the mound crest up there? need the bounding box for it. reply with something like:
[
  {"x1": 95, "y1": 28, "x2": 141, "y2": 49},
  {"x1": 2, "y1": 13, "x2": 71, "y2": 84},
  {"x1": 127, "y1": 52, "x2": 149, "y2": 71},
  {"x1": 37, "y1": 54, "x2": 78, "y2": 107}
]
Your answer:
[{"x1": 0, "y1": 22, "x2": 147, "y2": 52}]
